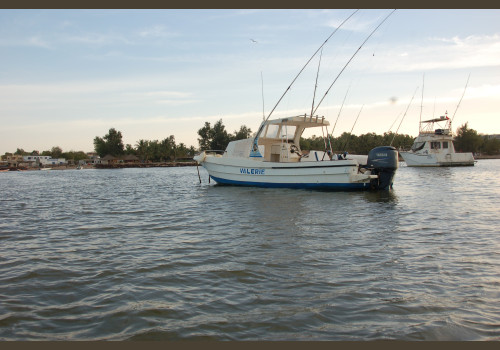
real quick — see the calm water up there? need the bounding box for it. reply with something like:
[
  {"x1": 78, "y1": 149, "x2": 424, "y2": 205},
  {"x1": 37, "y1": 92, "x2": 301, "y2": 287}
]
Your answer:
[{"x1": 1, "y1": 160, "x2": 499, "y2": 340}]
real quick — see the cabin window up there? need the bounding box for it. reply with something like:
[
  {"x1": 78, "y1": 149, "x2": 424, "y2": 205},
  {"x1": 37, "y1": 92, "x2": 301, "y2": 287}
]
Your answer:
[
  {"x1": 443, "y1": 141, "x2": 448, "y2": 149},
  {"x1": 265, "y1": 124, "x2": 279, "y2": 139},
  {"x1": 411, "y1": 141, "x2": 425, "y2": 152},
  {"x1": 431, "y1": 142, "x2": 441, "y2": 149},
  {"x1": 281, "y1": 125, "x2": 296, "y2": 140}
]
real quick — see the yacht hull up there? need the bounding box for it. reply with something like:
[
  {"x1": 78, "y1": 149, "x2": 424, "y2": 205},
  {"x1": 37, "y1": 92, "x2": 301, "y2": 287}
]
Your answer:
[{"x1": 401, "y1": 151, "x2": 475, "y2": 167}]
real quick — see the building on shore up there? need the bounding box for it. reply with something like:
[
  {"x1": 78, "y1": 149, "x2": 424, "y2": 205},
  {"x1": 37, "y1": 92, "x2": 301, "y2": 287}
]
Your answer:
[{"x1": 23, "y1": 155, "x2": 67, "y2": 167}]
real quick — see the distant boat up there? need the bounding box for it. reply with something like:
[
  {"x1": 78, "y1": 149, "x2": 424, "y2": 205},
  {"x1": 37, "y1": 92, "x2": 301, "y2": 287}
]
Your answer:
[
  {"x1": 400, "y1": 113, "x2": 475, "y2": 167},
  {"x1": 40, "y1": 168, "x2": 52, "y2": 171}
]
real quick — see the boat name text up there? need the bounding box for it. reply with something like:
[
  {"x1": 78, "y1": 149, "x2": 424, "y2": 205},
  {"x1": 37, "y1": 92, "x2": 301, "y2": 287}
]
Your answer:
[{"x1": 240, "y1": 168, "x2": 265, "y2": 175}]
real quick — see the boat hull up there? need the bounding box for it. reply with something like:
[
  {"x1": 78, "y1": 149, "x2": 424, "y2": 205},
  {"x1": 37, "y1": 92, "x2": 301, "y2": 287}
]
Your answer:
[
  {"x1": 400, "y1": 151, "x2": 475, "y2": 167},
  {"x1": 198, "y1": 156, "x2": 377, "y2": 190}
]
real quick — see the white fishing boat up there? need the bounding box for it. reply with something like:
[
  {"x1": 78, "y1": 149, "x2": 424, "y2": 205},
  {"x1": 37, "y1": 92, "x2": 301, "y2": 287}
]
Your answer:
[
  {"x1": 195, "y1": 10, "x2": 399, "y2": 190},
  {"x1": 400, "y1": 113, "x2": 475, "y2": 167},
  {"x1": 194, "y1": 115, "x2": 398, "y2": 190}
]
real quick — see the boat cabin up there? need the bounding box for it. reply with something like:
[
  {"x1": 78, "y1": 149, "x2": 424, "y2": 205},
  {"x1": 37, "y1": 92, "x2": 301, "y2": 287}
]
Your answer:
[
  {"x1": 224, "y1": 115, "x2": 331, "y2": 163},
  {"x1": 255, "y1": 115, "x2": 329, "y2": 162}
]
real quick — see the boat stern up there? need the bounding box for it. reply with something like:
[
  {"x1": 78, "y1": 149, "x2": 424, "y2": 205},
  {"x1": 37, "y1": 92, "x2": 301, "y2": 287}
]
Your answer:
[{"x1": 365, "y1": 146, "x2": 399, "y2": 190}]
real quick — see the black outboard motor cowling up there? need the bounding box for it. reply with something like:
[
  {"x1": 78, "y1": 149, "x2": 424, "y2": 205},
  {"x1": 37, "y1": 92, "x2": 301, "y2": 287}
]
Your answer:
[{"x1": 366, "y1": 146, "x2": 398, "y2": 190}]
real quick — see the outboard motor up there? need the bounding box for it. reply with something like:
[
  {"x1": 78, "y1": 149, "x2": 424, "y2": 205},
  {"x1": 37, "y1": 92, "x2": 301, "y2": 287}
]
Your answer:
[{"x1": 366, "y1": 146, "x2": 398, "y2": 190}]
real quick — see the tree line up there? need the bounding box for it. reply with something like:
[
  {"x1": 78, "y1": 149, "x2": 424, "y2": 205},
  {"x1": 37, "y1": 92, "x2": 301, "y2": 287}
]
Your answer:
[
  {"x1": 5, "y1": 147, "x2": 88, "y2": 163},
  {"x1": 197, "y1": 119, "x2": 499, "y2": 155},
  {"x1": 454, "y1": 123, "x2": 500, "y2": 155},
  {"x1": 3, "y1": 121, "x2": 499, "y2": 163},
  {"x1": 93, "y1": 128, "x2": 196, "y2": 162}
]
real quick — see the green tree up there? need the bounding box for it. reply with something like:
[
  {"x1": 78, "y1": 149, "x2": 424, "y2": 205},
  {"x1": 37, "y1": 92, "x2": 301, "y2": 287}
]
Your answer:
[
  {"x1": 481, "y1": 136, "x2": 500, "y2": 155},
  {"x1": 51, "y1": 146, "x2": 63, "y2": 158},
  {"x1": 233, "y1": 125, "x2": 252, "y2": 140},
  {"x1": 197, "y1": 119, "x2": 232, "y2": 151},
  {"x1": 135, "y1": 140, "x2": 149, "y2": 162},
  {"x1": 125, "y1": 144, "x2": 136, "y2": 155},
  {"x1": 62, "y1": 150, "x2": 87, "y2": 163},
  {"x1": 211, "y1": 119, "x2": 231, "y2": 150},
  {"x1": 160, "y1": 135, "x2": 176, "y2": 161},
  {"x1": 454, "y1": 123, "x2": 483, "y2": 153},
  {"x1": 197, "y1": 122, "x2": 213, "y2": 151},
  {"x1": 94, "y1": 128, "x2": 125, "y2": 157},
  {"x1": 14, "y1": 148, "x2": 26, "y2": 155}
]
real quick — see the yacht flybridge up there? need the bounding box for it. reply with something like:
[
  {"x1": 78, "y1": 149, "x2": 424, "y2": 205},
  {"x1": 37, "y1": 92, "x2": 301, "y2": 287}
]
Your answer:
[
  {"x1": 194, "y1": 115, "x2": 398, "y2": 190},
  {"x1": 400, "y1": 114, "x2": 475, "y2": 167}
]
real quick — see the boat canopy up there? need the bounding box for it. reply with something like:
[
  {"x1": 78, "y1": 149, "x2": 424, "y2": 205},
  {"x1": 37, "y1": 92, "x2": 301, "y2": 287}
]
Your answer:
[
  {"x1": 256, "y1": 115, "x2": 329, "y2": 144},
  {"x1": 265, "y1": 115, "x2": 330, "y2": 127},
  {"x1": 421, "y1": 116, "x2": 450, "y2": 123}
]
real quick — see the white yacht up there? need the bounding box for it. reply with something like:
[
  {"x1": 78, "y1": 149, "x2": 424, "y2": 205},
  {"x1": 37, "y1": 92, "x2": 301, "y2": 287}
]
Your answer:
[{"x1": 400, "y1": 114, "x2": 475, "y2": 167}]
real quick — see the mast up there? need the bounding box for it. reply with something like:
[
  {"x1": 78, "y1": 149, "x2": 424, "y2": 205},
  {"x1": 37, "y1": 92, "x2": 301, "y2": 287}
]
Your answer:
[{"x1": 419, "y1": 73, "x2": 424, "y2": 133}]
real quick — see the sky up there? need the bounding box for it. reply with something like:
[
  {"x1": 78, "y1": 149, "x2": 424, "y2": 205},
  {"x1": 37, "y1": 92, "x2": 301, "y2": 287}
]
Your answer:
[{"x1": 1, "y1": 9, "x2": 499, "y2": 154}]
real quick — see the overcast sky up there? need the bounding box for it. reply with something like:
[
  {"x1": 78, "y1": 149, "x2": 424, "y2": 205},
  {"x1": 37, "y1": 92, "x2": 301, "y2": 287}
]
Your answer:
[{"x1": 1, "y1": 9, "x2": 499, "y2": 154}]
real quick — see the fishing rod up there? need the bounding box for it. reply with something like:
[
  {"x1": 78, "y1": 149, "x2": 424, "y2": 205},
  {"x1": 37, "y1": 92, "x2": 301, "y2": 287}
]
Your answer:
[
  {"x1": 264, "y1": 9, "x2": 359, "y2": 123},
  {"x1": 420, "y1": 73, "x2": 425, "y2": 126},
  {"x1": 450, "y1": 73, "x2": 471, "y2": 124},
  {"x1": 310, "y1": 48, "x2": 324, "y2": 122},
  {"x1": 323, "y1": 84, "x2": 351, "y2": 159},
  {"x1": 388, "y1": 111, "x2": 403, "y2": 133},
  {"x1": 329, "y1": 84, "x2": 350, "y2": 144},
  {"x1": 251, "y1": 9, "x2": 359, "y2": 154},
  {"x1": 391, "y1": 86, "x2": 419, "y2": 146},
  {"x1": 342, "y1": 104, "x2": 364, "y2": 152},
  {"x1": 261, "y1": 71, "x2": 265, "y2": 121},
  {"x1": 310, "y1": 49, "x2": 330, "y2": 155},
  {"x1": 312, "y1": 9, "x2": 397, "y2": 116}
]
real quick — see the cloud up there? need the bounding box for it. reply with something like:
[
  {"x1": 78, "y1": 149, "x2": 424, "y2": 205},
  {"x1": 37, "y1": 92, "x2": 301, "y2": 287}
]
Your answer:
[
  {"x1": 0, "y1": 35, "x2": 51, "y2": 49},
  {"x1": 63, "y1": 32, "x2": 133, "y2": 46},
  {"x1": 369, "y1": 33, "x2": 500, "y2": 72},
  {"x1": 138, "y1": 25, "x2": 178, "y2": 38}
]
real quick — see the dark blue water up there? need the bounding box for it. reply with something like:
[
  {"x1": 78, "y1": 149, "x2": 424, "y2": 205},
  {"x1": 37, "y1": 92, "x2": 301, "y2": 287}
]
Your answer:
[{"x1": 1, "y1": 160, "x2": 499, "y2": 340}]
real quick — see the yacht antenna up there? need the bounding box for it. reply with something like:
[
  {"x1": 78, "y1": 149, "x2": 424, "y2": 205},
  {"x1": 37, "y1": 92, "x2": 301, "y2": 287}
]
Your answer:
[
  {"x1": 264, "y1": 9, "x2": 359, "y2": 122},
  {"x1": 391, "y1": 86, "x2": 418, "y2": 146},
  {"x1": 312, "y1": 9, "x2": 397, "y2": 116},
  {"x1": 450, "y1": 73, "x2": 470, "y2": 124},
  {"x1": 433, "y1": 96, "x2": 436, "y2": 118}
]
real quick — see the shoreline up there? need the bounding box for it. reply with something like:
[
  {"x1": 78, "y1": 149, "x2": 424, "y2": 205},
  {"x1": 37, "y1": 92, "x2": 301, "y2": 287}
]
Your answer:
[{"x1": 1, "y1": 161, "x2": 198, "y2": 171}]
